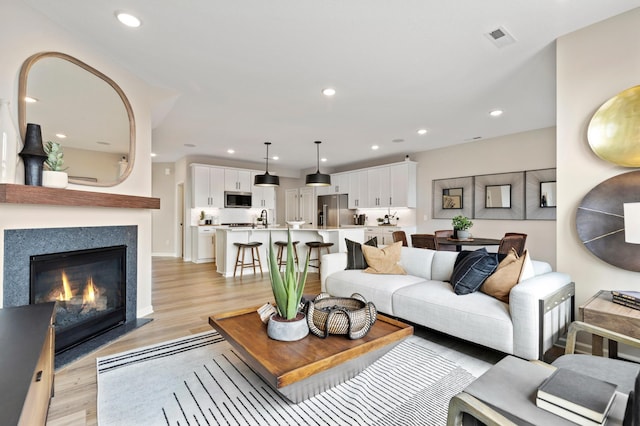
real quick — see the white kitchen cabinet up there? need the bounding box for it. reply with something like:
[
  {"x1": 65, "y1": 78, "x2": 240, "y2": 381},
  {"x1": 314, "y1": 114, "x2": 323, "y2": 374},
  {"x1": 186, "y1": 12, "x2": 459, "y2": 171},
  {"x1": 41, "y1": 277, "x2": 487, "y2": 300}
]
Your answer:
[
  {"x1": 224, "y1": 169, "x2": 252, "y2": 192},
  {"x1": 364, "y1": 226, "x2": 416, "y2": 246},
  {"x1": 367, "y1": 167, "x2": 391, "y2": 207},
  {"x1": 192, "y1": 165, "x2": 225, "y2": 208},
  {"x1": 251, "y1": 174, "x2": 276, "y2": 209},
  {"x1": 285, "y1": 189, "x2": 299, "y2": 221},
  {"x1": 329, "y1": 173, "x2": 350, "y2": 194},
  {"x1": 348, "y1": 170, "x2": 368, "y2": 208},
  {"x1": 193, "y1": 227, "x2": 216, "y2": 263},
  {"x1": 389, "y1": 162, "x2": 417, "y2": 208}
]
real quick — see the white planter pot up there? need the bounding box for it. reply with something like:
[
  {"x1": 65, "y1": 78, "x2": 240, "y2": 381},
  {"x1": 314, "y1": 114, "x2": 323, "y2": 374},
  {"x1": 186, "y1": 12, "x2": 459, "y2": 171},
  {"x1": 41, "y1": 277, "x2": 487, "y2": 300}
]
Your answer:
[
  {"x1": 42, "y1": 170, "x2": 68, "y2": 188},
  {"x1": 456, "y1": 230, "x2": 470, "y2": 240},
  {"x1": 267, "y1": 313, "x2": 309, "y2": 341}
]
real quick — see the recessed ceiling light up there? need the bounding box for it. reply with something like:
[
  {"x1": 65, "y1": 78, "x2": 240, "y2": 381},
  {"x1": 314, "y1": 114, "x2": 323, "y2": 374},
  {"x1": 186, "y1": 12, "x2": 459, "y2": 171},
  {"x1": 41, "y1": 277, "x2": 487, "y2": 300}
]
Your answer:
[
  {"x1": 55, "y1": 133, "x2": 67, "y2": 139},
  {"x1": 417, "y1": 129, "x2": 428, "y2": 135},
  {"x1": 322, "y1": 88, "x2": 336, "y2": 97},
  {"x1": 321, "y1": 158, "x2": 327, "y2": 162},
  {"x1": 227, "y1": 149, "x2": 235, "y2": 154},
  {"x1": 151, "y1": 153, "x2": 157, "y2": 157},
  {"x1": 272, "y1": 156, "x2": 279, "y2": 160},
  {"x1": 24, "y1": 96, "x2": 38, "y2": 103},
  {"x1": 115, "y1": 12, "x2": 142, "y2": 28},
  {"x1": 489, "y1": 109, "x2": 503, "y2": 117},
  {"x1": 184, "y1": 143, "x2": 196, "y2": 147},
  {"x1": 371, "y1": 145, "x2": 379, "y2": 150}
]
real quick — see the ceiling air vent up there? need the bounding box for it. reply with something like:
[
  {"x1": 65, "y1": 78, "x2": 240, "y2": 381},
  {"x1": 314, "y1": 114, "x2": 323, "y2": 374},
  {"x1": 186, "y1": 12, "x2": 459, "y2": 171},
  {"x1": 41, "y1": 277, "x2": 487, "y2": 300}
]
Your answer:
[{"x1": 485, "y1": 26, "x2": 516, "y2": 48}]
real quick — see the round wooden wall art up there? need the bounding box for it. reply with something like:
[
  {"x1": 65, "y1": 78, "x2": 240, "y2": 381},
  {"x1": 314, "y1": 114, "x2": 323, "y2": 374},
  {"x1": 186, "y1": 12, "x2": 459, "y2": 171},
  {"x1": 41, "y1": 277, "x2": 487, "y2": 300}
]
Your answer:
[
  {"x1": 576, "y1": 170, "x2": 640, "y2": 272},
  {"x1": 587, "y1": 85, "x2": 640, "y2": 167}
]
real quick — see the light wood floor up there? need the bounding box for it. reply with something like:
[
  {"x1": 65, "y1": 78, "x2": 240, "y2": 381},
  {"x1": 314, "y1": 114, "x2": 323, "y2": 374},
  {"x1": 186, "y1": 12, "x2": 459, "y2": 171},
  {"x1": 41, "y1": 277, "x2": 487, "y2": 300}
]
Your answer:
[{"x1": 45, "y1": 257, "x2": 503, "y2": 425}]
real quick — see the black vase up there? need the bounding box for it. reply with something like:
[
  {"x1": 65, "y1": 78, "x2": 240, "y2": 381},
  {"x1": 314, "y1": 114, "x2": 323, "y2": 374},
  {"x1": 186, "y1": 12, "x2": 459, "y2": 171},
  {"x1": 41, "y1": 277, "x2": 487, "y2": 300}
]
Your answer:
[{"x1": 19, "y1": 123, "x2": 47, "y2": 186}]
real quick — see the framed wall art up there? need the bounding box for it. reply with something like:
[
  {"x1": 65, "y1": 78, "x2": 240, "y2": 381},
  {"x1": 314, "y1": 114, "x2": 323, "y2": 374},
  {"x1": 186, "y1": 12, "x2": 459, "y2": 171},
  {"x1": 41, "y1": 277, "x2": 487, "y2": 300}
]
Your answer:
[
  {"x1": 525, "y1": 168, "x2": 556, "y2": 220},
  {"x1": 432, "y1": 176, "x2": 473, "y2": 219},
  {"x1": 474, "y1": 171, "x2": 525, "y2": 219}
]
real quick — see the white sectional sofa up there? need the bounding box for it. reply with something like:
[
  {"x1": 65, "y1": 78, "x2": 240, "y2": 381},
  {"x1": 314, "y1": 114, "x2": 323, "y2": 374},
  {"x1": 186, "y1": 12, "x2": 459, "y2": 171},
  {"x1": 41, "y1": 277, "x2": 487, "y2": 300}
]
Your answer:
[{"x1": 320, "y1": 247, "x2": 574, "y2": 360}]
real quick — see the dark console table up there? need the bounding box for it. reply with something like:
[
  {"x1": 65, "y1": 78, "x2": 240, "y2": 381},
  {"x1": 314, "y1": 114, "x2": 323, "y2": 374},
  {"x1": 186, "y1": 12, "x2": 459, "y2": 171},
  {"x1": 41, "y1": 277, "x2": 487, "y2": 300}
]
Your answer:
[{"x1": 0, "y1": 302, "x2": 56, "y2": 425}]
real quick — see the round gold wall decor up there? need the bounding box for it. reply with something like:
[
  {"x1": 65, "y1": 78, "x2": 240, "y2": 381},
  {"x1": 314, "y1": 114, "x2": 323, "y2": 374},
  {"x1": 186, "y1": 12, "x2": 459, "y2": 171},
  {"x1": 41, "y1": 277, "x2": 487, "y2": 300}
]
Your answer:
[
  {"x1": 576, "y1": 170, "x2": 640, "y2": 272},
  {"x1": 587, "y1": 85, "x2": 640, "y2": 167}
]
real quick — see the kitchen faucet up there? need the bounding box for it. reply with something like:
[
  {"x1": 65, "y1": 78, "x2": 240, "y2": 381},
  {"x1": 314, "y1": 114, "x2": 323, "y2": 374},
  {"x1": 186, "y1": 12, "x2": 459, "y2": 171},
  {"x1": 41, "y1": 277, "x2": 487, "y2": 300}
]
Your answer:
[{"x1": 260, "y1": 209, "x2": 268, "y2": 227}]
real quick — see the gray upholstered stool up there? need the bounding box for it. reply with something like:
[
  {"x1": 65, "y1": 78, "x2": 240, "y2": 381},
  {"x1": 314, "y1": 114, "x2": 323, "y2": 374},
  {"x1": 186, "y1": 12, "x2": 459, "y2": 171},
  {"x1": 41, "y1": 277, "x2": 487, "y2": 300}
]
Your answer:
[
  {"x1": 233, "y1": 242, "x2": 263, "y2": 278},
  {"x1": 305, "y1": 241, "x2": 334, "y2": 270},
  {"x1": 275, "y1": 240, "x2": 299, "y2": 271}
]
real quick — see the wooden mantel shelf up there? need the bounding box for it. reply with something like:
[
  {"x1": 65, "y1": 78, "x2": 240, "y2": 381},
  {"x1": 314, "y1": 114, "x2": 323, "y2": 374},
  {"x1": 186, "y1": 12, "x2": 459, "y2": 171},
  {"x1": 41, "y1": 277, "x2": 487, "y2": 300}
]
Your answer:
[{"x1": 0, "y1": 184, "x2": 160, "y2": 209}]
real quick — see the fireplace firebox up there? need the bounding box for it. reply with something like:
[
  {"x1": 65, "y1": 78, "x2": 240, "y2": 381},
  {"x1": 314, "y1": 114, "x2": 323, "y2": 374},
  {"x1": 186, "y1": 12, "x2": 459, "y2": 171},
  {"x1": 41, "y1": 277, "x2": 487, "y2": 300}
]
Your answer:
[{"x1": 30, "y1": 245, "x2": 127, "y2": 353}]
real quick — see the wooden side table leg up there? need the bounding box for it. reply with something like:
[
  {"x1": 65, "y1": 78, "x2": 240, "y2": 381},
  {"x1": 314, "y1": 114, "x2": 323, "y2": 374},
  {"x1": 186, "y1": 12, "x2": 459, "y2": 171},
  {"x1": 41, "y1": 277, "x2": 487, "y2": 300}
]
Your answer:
[{"x1": 592, "y1": 335, "x2": 604, "y2": 356}]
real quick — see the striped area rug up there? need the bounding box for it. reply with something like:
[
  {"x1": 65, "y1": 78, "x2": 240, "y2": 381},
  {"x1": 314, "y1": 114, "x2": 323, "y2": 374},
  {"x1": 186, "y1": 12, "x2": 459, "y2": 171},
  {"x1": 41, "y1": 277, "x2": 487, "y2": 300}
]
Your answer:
[{"x1": 97, "y1": 331, "x2": 475, "y2": 425}]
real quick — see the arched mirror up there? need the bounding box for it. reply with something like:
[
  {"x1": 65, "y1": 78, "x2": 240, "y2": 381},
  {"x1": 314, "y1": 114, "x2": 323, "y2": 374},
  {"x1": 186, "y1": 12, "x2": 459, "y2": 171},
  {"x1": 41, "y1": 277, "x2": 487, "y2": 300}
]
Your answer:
[{"x1": 18, "y1": 52, "x2": 135, "y2": 186}]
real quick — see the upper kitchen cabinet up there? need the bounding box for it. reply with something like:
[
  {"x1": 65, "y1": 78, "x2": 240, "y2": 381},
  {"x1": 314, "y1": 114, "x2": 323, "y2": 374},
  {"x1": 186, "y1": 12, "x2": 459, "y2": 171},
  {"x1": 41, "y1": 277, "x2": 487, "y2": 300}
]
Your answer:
[
  {"x1": 367, "y1": 167, "x2": 391, "y2": 207},
  {"x1": 390, "y1": 162, "x2": 416, "y2": 208},
  {"x1": 348, "y1": 170, "x2": 368, "y2": 209},
  {"x1": 192, "y1": 164, "x2": 225, "y2": 208},
  {"x1": 315, "y1": 173, "x2": 349, "y2": 196},
  {"x1": 285, "y1": 187, "x2": 316, "y2": 225},
  {"x1": 367, "y1": 162, "x2": 416, "y2": 208},
  {"x1": 224, "y1": 169, "x2": 252, "y2": 192},
  {"x1": 251, "y1": 172, "x2": 276, "y2": 209}
]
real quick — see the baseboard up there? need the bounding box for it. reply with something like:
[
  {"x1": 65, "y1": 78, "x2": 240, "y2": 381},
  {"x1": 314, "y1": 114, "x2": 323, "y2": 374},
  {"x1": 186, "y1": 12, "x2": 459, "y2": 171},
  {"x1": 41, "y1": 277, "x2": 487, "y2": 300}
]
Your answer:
[
  {"x1": 152, "y1": 252, "x2": 178, "y2": 257},
  {"x1": 137, "y1": 305, "x2": 154, "y2": 318}
]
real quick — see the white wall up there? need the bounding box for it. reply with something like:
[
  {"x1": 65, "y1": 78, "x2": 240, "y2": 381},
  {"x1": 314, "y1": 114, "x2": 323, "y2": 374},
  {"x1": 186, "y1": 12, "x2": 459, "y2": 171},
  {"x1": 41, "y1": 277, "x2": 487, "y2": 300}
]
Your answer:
[
  {"x1": 0, "y1": 2, "x2": 160, "y2": 315},
  {"x1": 557, "y1": 8, "x2": 640, "y2": 307},
  {"x1": 413, "y1": 127, "x2": 557, "y2": 268}
]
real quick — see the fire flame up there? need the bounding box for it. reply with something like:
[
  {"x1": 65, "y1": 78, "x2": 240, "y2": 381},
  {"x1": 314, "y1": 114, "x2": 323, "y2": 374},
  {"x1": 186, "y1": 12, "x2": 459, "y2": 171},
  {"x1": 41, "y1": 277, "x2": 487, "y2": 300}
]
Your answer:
[
  {"x1": 57, "y1": 270, "x2": 74, "y2": 301},
  {"x1": 83, "y1": 277, "x2": 99, "y2": 304}
]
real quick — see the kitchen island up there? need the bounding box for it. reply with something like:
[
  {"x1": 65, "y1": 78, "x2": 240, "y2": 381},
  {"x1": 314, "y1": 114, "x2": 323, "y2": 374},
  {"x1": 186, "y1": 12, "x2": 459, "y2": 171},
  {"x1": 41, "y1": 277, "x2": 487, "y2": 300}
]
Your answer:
[{"x1": 216, "y1": 227, "x2": 365, "y2": 277}]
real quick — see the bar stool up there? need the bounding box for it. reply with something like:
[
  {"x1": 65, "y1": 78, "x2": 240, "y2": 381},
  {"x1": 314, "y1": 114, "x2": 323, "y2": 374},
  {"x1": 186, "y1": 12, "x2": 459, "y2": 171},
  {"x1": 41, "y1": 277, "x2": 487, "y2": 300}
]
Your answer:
[
  {"x1": 233, "y1": 242, "x2": 263, "y2": 278},
  {"x1": 305, "y1": 241, "x2": 334, "y2": 271},
  {"x1": 275, "y1": 240, "x2": 300, "y2": 271}
]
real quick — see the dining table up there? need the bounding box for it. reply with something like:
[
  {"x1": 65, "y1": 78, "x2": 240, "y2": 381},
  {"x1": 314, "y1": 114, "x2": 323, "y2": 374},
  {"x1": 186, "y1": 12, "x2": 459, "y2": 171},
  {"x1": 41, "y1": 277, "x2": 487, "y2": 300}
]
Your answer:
[{"x1": 436, "y1": 237, "x2": 501, "y2": 252}]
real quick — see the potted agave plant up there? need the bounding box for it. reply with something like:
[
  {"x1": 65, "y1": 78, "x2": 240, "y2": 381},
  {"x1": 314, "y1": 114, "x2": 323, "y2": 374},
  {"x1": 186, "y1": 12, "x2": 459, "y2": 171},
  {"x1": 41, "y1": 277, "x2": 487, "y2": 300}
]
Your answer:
[
  {"x1": 42, "y1": 141, "x2": 68, "y2": 188},
  {"x1": 266, "y1": 230, "x2": 310, "y2": 341}
]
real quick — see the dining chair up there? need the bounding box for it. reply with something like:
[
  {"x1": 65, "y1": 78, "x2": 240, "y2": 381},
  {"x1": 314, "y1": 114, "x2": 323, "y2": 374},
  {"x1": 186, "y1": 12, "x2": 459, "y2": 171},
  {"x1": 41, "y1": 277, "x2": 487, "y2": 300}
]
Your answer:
[
  {"x1": 498, "y1": 233, "x2": 527, "y2": 256},
  {"x1": 411, "y1": 234, "x2": 437, "y2": 250},
  {"x1": 392, "y1": 230, "x2": 408, "y2": 247},
  {"x1": 434, "y1": 230, "x2": 456, "y2": 251}
]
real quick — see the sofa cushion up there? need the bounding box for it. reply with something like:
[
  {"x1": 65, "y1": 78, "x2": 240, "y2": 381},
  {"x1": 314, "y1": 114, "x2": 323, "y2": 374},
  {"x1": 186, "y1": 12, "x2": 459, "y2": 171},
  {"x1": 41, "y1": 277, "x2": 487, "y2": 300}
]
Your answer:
[
  {"x1": 393, "y1": 280, "x2": 514, "y2": 354},
  {"x1": 481, "y1": 248, "x2": 522, "y2": 303},
  {"x1": 362, "y1": 242, "x2": 406, "y2": 275},
  {"x1": 324, "y1": 269, "x2": 425, "y2": 315},
  {"x1": 345, "y1": 237, "x2": 378, "y2": 270},
  {"x1": 431, "y1": 251, "x2": 460, "y2": 281},
  {"x1": 451, "y1": 248, "x2": 499, "y2": 295},
  {"x1": 399, "y1": 247, "x2": 435, "y2": 280}
]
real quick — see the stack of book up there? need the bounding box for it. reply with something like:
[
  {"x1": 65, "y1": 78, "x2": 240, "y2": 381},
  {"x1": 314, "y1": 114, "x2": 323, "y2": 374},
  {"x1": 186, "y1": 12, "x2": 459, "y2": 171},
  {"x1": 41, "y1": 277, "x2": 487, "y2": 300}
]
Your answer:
[
  {"x1": 536, "y1": 368, "x2": 617, "y2": 426},
  {"x1": 611, "y1": 290, "x2": 640, "y2": 310}
]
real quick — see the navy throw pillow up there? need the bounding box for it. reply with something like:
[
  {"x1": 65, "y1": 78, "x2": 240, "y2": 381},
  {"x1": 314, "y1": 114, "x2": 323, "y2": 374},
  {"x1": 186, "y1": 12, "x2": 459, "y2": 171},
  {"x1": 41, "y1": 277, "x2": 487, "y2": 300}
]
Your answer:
[
  {"x1": 345, "y1": 237, "x2": 378, "y2": 270},
  {"x1": 451, "y1": 248, "x2": 500, "y2": 295}
]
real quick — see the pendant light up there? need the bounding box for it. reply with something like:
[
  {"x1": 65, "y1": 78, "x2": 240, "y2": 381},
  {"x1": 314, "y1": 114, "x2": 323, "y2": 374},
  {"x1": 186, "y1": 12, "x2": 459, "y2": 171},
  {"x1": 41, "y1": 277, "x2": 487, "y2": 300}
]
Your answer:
[
  {"x1": 305, "y1": 140, "x2": 331, "y2": 186},
  {"x1": 254, "y1": 142, "x2": 280, "y2": 186}
]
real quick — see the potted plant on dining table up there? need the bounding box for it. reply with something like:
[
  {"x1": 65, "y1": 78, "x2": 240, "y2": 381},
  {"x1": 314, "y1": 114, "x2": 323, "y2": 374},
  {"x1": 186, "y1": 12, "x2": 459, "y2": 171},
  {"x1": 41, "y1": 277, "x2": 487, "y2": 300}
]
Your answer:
[{"x1": 452, "y1": 215, "x2": 473, "y2": 240}]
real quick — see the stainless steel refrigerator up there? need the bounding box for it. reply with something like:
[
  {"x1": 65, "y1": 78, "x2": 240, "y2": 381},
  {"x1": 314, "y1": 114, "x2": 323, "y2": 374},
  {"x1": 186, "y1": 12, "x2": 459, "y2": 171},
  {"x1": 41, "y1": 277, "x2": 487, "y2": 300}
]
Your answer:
[{"x1": 317, "y1": 194, "x2": 355, "y2": 227}]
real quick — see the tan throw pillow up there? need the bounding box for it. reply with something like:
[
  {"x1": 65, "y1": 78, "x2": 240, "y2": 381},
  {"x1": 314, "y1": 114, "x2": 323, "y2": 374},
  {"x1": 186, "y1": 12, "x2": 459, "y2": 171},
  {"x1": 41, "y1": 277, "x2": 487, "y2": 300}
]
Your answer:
[
  {"x1": 362, "y1": 242, "x2": 406, "y2": 275},
  {"x1": 480, "y1": 248, "x2": 523, "y2": 303}
]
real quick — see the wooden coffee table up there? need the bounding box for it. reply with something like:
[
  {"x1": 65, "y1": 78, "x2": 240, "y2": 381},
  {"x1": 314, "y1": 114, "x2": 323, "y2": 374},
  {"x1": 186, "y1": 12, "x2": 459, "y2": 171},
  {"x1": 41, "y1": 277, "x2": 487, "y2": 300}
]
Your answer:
[{"x1": 209, "y1": 307, "x2": 413, "y2": 403}]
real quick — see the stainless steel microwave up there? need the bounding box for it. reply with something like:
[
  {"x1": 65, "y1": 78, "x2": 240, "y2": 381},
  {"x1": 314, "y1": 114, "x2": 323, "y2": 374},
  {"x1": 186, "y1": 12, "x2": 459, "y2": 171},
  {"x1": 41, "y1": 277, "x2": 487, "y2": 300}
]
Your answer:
[{"x1": 224, "y1": 191, "x2": 252, "y2": 208}]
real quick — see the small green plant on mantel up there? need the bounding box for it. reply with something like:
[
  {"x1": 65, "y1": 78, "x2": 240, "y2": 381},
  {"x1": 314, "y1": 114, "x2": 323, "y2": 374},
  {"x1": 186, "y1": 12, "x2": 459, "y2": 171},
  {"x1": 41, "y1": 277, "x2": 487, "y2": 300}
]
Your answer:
[
  {"x1": 43, "y1": 141, "x2": 68, "y2": 171},
  {"x1": 452, "y1": 215, "x2": 473, "y2": 231},
  {"x1": 267, "y1": 231, "x2": 309, "y2": 320}
]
